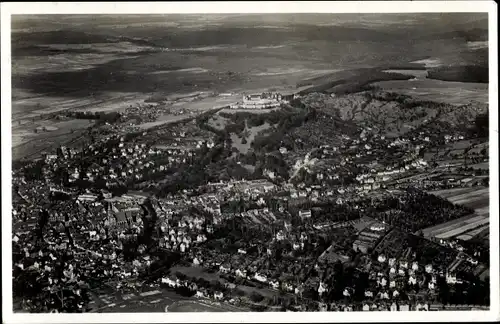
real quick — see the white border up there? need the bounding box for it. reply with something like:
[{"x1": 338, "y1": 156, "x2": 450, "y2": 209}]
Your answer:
[{"x1": 1, "y1": 1, "x2": 498, "y2": 323}]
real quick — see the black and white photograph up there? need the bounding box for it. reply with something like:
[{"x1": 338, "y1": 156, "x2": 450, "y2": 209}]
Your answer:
[{"x1": 1, "y1": 1, "x2": 498, "y2": 323}]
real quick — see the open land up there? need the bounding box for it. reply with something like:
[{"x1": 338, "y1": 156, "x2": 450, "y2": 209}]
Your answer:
[{"x1": 421, "y1": 187, "x2": 489, "y2": 241}]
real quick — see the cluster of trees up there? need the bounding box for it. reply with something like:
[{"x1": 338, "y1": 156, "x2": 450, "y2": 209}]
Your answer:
[
  {"x1": 367, "y1": 189, "x2": 474, "y2": 232},
  {"x1": 21, "y1": 160, "x2": 47, "y2": 181},
  {"x1": 219, "y1": 108, "x2": 303, "y2": 129},
  {"x1": 471, "y1": 113, "x2": 488, "y2": 138},
  {"x1": 155, "y1": 142, "x2": 231, "y2": 197},
  {"x1": 437, "y1": 275, "x2": 489, "y2": 305},
  {"x1": 300, "y1": 70, "x2": 412, "y2": 96},
  {"x1": 427, "y1": 65, "x2": 488, "y2": 83},
  {"x1": 372, "y1": 91, "x2": 453, "y2": 110},
  {"x1": 66, "y1": 111, "x2": 122, "y2": 125},
  {"x1": 251, "y1": 108, "x2": 316, "y2": 153}
]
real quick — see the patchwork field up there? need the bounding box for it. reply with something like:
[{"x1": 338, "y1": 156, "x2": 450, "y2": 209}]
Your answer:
[
  {"x1": 12, "y1": 118, "x2": 95, "y2": 160},
  {"x1": 422, "y1": 187, "x2": 489, "y2": 241},
  {"x1": 374, "y1": 79, "x2": 488, "y2": 105}
]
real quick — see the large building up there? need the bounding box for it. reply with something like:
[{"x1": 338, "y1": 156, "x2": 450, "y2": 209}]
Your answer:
[{"x1": 229, "y1": 92, "x2": 283, "y2": 109}]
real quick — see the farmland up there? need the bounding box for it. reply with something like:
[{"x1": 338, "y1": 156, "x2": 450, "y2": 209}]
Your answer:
[
  {"x1": 373, "y1": 78, "x2": 488, "y2": 105},
  {"x1": 421, "y1": 187, "x2": 489, "y2": 242},
  {"x1": 12, "y1": 118, "x2": 95, "y2": 160}
]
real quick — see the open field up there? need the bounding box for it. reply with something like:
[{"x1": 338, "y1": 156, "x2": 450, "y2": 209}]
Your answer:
[
  {"x1": 230, "y1": 122, "x2": 272, "y2": 154},
  {"x1": 91, "y1": 286, "x2": 191, "y2": 313},
  {"x1": 135, "y1": 114, "x2": 198, "y2": 130},
  {"x1": 432, "y1": 187, "x2": 489, "y2": 208},
  {"x1": 421, "y1": 187, "x2": 489, "y2": 241},
  {"x1": 12, "y1": 90, "x2": 147, "y2": 121},
  {"x1": 207, "y1": 114, "x2": 231, "y2": 131},
  {"x1": 12, "y1": 118, "x2": 95, "y2": 160},
  {"x1": 373, "y1": 79, "x2": 488, "y2": 105},
  {"x1": 12, "y1": 118, "x2": 94, "y2": 147},
  {"x1": 433, "y1": 217, "x2": 489, "y2": 240},
  {"x1": 382, "y1": 69, "x2": 429, "y2": 78},
  {"x1": 220, "y1": 108, "x2": 281, "y2": 114},
  {"x1": 168, "y1": 300, "x2": 245, "y2": 312}
]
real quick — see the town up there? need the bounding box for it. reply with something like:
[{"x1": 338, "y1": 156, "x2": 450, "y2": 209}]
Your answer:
[{"x1": 11, "y1": 83, "x2": 490, "y2": 313}]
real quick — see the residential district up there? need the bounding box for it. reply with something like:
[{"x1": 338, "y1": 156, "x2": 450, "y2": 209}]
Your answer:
[{"x1": 12, "y1": 89, "x2": 490, "y2": 313}]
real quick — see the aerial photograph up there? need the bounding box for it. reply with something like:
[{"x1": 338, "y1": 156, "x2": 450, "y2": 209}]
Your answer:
[{"x1": 10, "y1": 12, "x2": 491, "y2": 313}]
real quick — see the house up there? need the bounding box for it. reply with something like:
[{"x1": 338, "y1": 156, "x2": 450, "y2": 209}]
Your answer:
[
  {"x1": 294, "y1": 285, "x2": 304, "y2": 297},
  {"x1": 393, "y1": 290, "x2": 400, "y2": 298},
  {"x1": 412, "y1": 262, "x2": 419, "y2": 271},
  {"x1": 362, "y1": 304, "x2": 370, "y2": 311},
  {"x1": 353, "y1": 240, "x2": 370, "y2": 254},
  {"x1": 416, "y1": 303, "x2": 429, "y2": 311},
  {"x1": 219, "y1": 265, "x2": 230, "y2": 274},
  {"x1": 318, "y1": 282, "x2": 328, "y2": 297},
  {"x1": 390, "y1": 280, "x2": 396, "y2": 288},
  {"x1": 161, "y1": 277, "x2": 177, "y2": 287},
  {"x1": 408, "y1": 275, "x2": 417, "y2": 285},
  {"x1": 378, "y1": 254, "x2": 387, "y2": 263},
  {"x1": 276, "y1": 230, "x2": 285, "y2": 241},
  {"x1": 446, "y1": 272, "x2": 458, "y2": 284},
  {"x1": 281, "y1": 282, "x2": 293, "y2": 292},
  {"x1": 214, "y1": 292, "x2": 224, "y2": 300},
  {"x1": 299, "y1": 210, "x2": 312, "y2": 219},
  {"x1": 425, "y1": 264, "x2": 433, "y2": 273},
  {"x1": 254, "y1": 273, "x2": 267, "y2": 283},
  {"x1": 390, "y1": 302, "x2": 398, "y2": 311}
]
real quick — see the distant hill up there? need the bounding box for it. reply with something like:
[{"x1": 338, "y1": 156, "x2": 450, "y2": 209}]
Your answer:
[{"x1": 422, "y1": 28, "x2": 488, "y2": 42}]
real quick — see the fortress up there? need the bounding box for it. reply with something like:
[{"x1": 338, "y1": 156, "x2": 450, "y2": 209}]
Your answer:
[{"x1": 230, "y1": 92, "x2": 297, "y2": 109}]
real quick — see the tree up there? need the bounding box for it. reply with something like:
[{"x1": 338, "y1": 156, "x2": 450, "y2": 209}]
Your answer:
[
  {"x1": 250, "y1": 292, "x2": 265, "y2": 303},
  {"x1": 437, "y1": 276, "x2": 449, "y2": 305}
]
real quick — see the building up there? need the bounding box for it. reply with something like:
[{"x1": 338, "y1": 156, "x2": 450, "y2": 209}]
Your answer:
[
  {"x1": 237, "y1": 92, "x2": 283, "y2": 109},
  {"x1": 299, "y1": 209, "x2": 312, "y2": 219}
]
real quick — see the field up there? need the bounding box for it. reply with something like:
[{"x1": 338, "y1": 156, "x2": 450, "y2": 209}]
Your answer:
[
  {"x1": 421, "y1": 187, "x2": 489, "y2": 241},
  {"x1": 230, "y1": 122, "x2": 272, "y2": 154},
  {"x1": 12, "y1": 118, "x2": 95, "y2": 160},
  {"x1": 168, "y1": 300, "x2": 245, "y2": 312},
  {"x1": 11, "y1": 15, "x2": 489, "y2": 160},
  {"x1": 373, "y1": 79, "x2": 488, "y2": 105},
  {"x1": 382, "y1": 69, "x2": 429, "y2": 78},
  {"x1": 87, "y1": 283, "x2": 189, "y2": 313}
]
